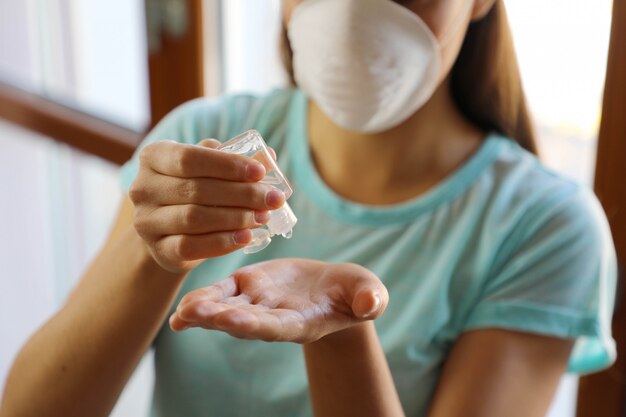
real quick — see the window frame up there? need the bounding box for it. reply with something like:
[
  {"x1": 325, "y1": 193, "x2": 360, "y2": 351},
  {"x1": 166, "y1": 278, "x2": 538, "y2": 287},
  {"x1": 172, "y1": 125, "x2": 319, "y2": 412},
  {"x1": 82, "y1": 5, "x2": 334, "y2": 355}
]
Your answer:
[
  {"x1": 0, "y1": 0, "x2": 206, "y2": 165},
  {"x1": 577, "y1": 1, "x2": 626, "y2": 415}
]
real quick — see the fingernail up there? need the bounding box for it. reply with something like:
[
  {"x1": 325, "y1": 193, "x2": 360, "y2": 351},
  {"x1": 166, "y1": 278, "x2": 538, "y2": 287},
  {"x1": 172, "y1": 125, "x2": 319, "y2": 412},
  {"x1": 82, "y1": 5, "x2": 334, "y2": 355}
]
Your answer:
[
  {"x1": 246, "y1": 162, "x2": 265, "y2": 180},
  {"x1": 364, "y1": 294, "x2": 381, "y2": 317},
  {"x1": 265, "y1": 189, "x2": 285, "y2": 208},
  {"x1": 233, "y1": 229, "x2": 253, "y2": 245},
  {"x1": 254, "y1": 211, "x2": 271, "y2": 225}
]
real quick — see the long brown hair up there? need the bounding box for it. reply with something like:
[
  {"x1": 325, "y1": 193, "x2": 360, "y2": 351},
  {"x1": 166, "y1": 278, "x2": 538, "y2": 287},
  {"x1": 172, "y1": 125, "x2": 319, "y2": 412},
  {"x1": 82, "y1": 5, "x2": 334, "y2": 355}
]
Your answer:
[
  {"x1": 452, "y1": 1, "x2": 537, "y2": 153},
  {"x1": 279, "y1": 0, "x2": 538, "y2": 154}
]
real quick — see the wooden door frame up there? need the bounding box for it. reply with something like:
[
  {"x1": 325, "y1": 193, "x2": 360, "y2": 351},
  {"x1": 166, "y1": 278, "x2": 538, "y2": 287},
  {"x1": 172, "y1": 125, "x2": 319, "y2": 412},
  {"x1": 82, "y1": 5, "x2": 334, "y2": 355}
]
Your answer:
[
  {"x1": 0, "y1": 0, "x2": 206, "y2": 165},
  {"x1": 147, "y1": 0, "x2": 205, "y2": 128},
  {"x1": 0, "y1": 82, "x2": 142, "y2": 165},
  {"x1": 577, "y1": 0, "x2": 626, "y2": 415}
]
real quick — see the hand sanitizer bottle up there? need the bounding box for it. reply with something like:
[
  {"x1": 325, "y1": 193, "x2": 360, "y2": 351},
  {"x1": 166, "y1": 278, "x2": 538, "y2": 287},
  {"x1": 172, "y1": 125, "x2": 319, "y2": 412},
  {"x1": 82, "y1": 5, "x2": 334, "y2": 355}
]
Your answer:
[{"x1": 218, "y1": 130, "x2": 297, "y2": 254}]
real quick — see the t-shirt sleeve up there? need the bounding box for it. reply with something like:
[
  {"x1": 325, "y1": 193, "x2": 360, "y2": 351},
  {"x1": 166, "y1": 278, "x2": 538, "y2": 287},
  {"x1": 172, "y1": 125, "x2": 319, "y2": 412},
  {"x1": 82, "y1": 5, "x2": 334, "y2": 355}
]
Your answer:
[{"x1": 463, "y1": 187, "x2": 617, "y2": 374}]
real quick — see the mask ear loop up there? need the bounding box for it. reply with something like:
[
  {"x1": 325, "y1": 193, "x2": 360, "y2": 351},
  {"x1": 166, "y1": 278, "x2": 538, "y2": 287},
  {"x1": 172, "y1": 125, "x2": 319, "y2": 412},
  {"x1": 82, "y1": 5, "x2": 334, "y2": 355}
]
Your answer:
[{"x1": 437, "y1": 0, "x2": 475, "y2": 48}]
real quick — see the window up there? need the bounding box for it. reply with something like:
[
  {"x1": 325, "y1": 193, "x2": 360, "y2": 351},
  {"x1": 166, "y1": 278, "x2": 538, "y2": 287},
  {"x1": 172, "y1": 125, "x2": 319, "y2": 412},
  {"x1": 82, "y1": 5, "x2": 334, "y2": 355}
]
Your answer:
[
  {"x1": 217, "y1": 0, "x2": 286, "y2": 95},
  {"x1": 0, "y1": 0, "x2": 150, "y2": 130},
  {"x1": 505, "y1": 0, "x2": 613, "y2": 185},
  {"x1": 0, "y1": 0, "x2": 204, "y2": 164}
]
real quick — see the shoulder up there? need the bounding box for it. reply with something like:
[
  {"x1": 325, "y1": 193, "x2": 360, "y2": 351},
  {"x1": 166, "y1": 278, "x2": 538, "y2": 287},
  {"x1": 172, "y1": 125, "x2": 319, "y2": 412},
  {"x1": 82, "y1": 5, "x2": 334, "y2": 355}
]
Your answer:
[
  {"x1": 146, "y1": 87, "x2": 298, "y2": 145},
  {"x1": 480, "y1": 134, "x2": 614, "y2": 271},
  {"x1": 488, "y1": 134, "x2": 582, "y2": 208},
  {"x1": 463, "y1": 137, "x2": 617, "y2": 375},
  {"x1": 482, "y1": 134, "x2": 603, "y2": 226}
]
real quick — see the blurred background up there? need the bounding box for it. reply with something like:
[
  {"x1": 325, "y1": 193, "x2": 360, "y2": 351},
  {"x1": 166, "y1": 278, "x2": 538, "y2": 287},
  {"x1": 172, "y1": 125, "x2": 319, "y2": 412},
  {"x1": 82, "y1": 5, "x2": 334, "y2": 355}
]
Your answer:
[{"x1": 0, "y1": 0, "x2": 623, "y2": 416}]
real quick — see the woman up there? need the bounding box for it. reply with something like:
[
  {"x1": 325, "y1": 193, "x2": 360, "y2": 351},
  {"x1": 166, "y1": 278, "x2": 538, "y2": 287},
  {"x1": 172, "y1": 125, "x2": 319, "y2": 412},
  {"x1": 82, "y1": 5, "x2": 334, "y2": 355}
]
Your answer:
[{"x1": 1, "y1": 0, "x2": 616, "y2": 416}]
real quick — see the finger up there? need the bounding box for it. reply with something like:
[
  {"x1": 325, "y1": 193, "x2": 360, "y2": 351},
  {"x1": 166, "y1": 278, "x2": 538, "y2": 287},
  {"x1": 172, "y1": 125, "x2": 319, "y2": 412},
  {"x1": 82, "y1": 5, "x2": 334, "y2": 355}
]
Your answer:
[
  {"x1": 198, "y1": 138, "x2": 221, "y2": 148},
  {"x1": 249, "y1": 148, "x2": 276, "y2": 173},
  {"x1": 202, "y1": 307, "x2": 305, "y2": 342},
  {"x1": 179, "y1": 298, "x2": 273, "y2": 321},
  {"x1": 178, "y1": 277, "x2": 238, "y2": 307},
  {"x1": 154, "y1": 229, "x2": 253, "y2": 262},
  {"x1": 140, "y1": 141, "x2": 265, "y2": 181},
  {"x1": 170, "y1": 305, "x2": 238, "y2": 334},
  {"x1": 250, "y1": 147, "x2": 277, "y2": 172},
  {"x1": 139, "y1": 175, "x2": 285, "y2": 210},
  {"x1": 352, "y1": 279, "x2": 389, "y2": 320},
  {"x1": 221, "y1": 294, "x2": 253, "y2": 306},
  {"x1": 176, "y1": 295, "x2": 254, "y2": 324},
  {"x1": 329, "y1": 263, "x2": 389, "y2": 319},
  {"x1": 183, "y1": 307, "x2": 277, "y2": 341},
  {"x1": 267, "y1": 147, "x2": 277, "y2": 161},
  {"x1": 174, "y1": 303, "x2": 307, "y2": 342},
  {"x1": 177, "y1": 301, "x2": 232, "y2": 323},
  {"x1": 352, "y1": 289, "x2": 382, "y2": 319},
  {"x1": 136, "y1": 205, "x2": 270, "y2": 237},
  {"x1": 169, "y1": 305, "x2": 234, "y2": 333},
  {"x1": 169, "y1": 312, "x2": 192, "y2": 332}
]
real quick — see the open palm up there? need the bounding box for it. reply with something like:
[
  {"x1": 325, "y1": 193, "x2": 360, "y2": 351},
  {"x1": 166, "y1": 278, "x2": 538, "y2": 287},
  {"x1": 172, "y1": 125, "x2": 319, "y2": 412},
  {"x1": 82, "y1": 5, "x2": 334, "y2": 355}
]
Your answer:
[{"x1": 170, "y1": 259, "x2": 388, "y2": 343}]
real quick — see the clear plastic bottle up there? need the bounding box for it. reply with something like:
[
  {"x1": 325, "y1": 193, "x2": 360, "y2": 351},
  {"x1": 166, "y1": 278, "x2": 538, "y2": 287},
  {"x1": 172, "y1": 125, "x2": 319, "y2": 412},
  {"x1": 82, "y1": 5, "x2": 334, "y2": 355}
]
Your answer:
[{"x1": 218, "y1": 130, "x2": 297, "y2": 254}]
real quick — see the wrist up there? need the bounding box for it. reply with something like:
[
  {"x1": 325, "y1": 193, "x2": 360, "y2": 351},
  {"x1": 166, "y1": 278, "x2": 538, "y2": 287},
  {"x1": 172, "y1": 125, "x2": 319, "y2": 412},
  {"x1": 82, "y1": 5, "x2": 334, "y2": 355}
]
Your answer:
[
  {"x1": 308, "y1": 321, "x2": 374, "y2": 350},
  {"x1": 120, "y1": 225, "x2": 187, "y2": 283}
]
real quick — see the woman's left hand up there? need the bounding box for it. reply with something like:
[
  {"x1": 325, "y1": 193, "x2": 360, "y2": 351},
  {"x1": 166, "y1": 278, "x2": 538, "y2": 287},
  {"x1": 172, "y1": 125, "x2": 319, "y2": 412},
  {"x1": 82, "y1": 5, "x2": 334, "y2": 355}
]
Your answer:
[{"x1": 169, "y1": 259, "x2": 388, "y2": 343}]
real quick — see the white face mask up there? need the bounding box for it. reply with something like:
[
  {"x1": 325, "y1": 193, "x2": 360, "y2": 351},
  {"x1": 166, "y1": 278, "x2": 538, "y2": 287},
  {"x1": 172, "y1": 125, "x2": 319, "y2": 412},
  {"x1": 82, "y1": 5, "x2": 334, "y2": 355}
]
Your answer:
[{"x1": 288, "y1": 0, "x2": 469, "y2": 134}]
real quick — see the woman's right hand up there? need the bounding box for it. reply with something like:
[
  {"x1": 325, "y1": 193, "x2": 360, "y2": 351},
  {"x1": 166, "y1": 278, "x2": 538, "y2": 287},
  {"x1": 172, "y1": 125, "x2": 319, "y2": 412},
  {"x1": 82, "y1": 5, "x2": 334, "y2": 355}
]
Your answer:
[{"x1": 129, "y1": 139, "x2": 285, "y2": 274}]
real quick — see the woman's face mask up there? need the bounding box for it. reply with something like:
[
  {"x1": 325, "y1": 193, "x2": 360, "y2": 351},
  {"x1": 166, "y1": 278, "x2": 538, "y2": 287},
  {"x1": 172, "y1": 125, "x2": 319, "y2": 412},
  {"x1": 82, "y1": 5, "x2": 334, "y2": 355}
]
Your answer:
[{"x1": 287, "y1": 0, "x2": 472, "y2": 134}]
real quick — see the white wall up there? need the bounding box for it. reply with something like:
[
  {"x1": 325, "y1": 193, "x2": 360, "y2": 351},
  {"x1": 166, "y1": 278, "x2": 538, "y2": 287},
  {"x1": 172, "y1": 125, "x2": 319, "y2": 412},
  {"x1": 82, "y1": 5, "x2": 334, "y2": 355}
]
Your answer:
[{"x1": 219, "y1": 0, "x2": 287, "y2": 95}]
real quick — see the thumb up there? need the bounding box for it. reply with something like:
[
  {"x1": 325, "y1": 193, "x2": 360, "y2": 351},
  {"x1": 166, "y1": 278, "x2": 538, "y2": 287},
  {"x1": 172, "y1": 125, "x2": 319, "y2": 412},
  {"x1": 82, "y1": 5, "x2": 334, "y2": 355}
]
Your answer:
[
  {"x1": 330, "y1": 263, "x2": 388, "y2": 319},
  {"x1": 352, "y1": 286, "x2": 388, "y2": 319},
  {"x1": 198, "y1": 138, "x2": 222, "y2": 149}
]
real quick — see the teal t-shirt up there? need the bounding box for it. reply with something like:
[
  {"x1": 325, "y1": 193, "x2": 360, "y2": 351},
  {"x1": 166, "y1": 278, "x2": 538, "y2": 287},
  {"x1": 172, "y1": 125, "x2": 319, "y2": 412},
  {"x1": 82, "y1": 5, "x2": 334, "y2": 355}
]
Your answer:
[{"x1": 120, "y1": 88, "x2": 617, "y2": 417}]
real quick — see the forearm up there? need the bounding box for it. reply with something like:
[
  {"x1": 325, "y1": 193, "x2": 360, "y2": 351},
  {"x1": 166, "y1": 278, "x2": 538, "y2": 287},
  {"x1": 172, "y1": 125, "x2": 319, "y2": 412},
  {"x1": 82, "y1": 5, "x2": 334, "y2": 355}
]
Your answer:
[
  {"x1": 304, "y1": 321, "x2": 405, "y2": 417},
  {"x1": 1, "y1": 226, "x2": 185, "y2": 417}
]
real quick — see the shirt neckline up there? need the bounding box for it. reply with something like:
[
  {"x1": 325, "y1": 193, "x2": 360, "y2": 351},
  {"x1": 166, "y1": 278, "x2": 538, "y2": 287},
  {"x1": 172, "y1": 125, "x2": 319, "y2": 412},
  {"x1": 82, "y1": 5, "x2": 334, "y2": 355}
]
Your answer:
[{"x1": 288, "y1": 89, "x2": 504, "y2": 226}]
